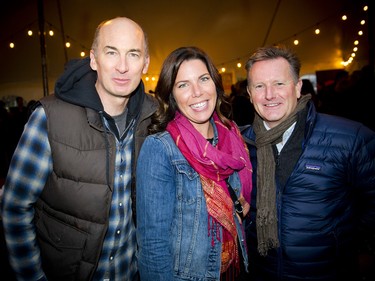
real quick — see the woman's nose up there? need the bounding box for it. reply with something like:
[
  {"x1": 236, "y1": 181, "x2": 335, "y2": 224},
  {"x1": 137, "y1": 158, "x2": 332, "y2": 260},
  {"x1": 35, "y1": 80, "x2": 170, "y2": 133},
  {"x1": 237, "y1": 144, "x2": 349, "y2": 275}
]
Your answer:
[{"x1": 192, "y1": 84, "x2": 203, "y2": 98}]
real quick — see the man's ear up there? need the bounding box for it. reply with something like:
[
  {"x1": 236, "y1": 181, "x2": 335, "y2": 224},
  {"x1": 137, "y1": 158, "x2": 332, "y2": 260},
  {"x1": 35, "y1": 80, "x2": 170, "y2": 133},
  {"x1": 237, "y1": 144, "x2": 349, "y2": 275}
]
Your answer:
[
  {"x1": 296, "y1": 79, "x2": 303, "y2": 99},
  {"x1": 90, "y1": 50, "x2": 97, "y2": 71},
  {"x1": 246, "y1": 85, "x2": 253, "y2": 103},
  {"x1": 142, "y1": 56, "x2": 150, "y2": 74}
]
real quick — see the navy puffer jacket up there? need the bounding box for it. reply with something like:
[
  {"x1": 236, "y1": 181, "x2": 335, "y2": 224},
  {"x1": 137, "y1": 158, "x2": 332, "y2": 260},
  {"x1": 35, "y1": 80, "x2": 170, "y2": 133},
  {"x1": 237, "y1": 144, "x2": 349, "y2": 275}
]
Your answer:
[{"x1": 241, "y1": 102, "x2": 375, "y2": 281}]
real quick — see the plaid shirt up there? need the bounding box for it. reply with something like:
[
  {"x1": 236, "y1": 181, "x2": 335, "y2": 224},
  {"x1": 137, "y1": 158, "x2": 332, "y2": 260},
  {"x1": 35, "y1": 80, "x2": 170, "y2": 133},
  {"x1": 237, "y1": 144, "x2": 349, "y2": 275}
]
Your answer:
[{"x1": 1, "y1": 106, "x2": 137, "y2": 281}]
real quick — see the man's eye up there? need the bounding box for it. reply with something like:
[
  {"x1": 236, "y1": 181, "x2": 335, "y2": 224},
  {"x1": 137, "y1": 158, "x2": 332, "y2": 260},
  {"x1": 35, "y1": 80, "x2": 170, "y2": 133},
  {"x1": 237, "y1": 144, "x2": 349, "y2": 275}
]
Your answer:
[
  {"x1": 129, "y1": 52, "x2": 140, "y2": 58},
  {"x1": 274, "y1": 82, "x2": 286, "y2": 88}
]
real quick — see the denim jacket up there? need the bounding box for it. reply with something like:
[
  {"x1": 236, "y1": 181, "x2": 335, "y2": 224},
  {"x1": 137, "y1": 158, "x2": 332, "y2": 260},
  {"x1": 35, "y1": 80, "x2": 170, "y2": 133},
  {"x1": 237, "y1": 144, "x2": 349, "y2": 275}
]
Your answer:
[{"x1": 136, "y1": 128, "x2": 249, "y2": 281}]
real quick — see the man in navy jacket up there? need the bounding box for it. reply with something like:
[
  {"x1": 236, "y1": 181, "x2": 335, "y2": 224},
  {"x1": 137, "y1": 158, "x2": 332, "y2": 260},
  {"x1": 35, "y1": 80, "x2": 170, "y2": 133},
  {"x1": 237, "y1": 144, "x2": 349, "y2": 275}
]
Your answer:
[{"x1": 241, "y1": 45, "x2": 375, "y2": 281}]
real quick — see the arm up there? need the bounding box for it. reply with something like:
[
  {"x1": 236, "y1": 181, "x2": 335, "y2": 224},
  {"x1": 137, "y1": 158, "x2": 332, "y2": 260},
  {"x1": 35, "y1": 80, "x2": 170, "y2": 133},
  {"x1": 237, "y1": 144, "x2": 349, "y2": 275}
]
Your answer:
[
  {"x1": 136, "y1": 135, "x2": 175, "y2": 280},
  {"x1": 351, "y1": 125, "x2": 375, "y2": 269},
  {"x1": 1, "y1": 106, "x2": 52, "y2": 281},
  {"x1": 353, "y1": 125, "x2": 375, "y2": 230}
]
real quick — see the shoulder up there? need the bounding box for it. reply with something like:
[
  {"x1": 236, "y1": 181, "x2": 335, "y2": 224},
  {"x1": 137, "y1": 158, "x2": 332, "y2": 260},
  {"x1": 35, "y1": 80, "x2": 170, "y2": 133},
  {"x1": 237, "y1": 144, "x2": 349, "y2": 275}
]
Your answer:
[
  {"x1": 144, "y1": 131, "x2": 174, "y2": 146},
  {"x1": 239, "y1": 124, "x2": 252, "y2": 133},
  {"x1": 143, "y1": 92, "x2": 157, "y2": 104},
  {"x1": 142, "y1": 93, "x2": 158, "y2": 110},
  {"x1": 142, "y1": 131, "x2": 186, "y2": 157},
  {"x1": 39, "y1": 94, "x2": 82, "y2": 114},
  {"x1": 315, "y1": 113, "x2": 375, "y2": 140},
  {"x1": 309, "y1": 114, "x2": 375, "y2": 159},
  {"x1": 24, "y1": 105, "x2": 47, "y2": 131},
  {"x1": 240, "y1": 124, "x2": 255, "y2": 144},
  {"x1": 138, "y1": 131, "x2": 188, "y2": 172},
  {"x1": 136, "y1": 93, "x2": 158, "y2": 124}
]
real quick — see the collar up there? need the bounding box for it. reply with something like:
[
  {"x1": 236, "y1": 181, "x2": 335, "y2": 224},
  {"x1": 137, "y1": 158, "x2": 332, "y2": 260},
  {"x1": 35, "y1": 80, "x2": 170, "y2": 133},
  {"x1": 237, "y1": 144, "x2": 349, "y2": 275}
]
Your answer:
[{"x1": 264, "y1": 121, "x2": 297, "y2": 153}]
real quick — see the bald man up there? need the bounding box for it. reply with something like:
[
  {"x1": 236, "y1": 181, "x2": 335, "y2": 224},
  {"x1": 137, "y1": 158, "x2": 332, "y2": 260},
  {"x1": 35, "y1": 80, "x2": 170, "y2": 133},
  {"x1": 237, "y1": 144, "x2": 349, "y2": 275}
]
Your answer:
[{"x1": 1, "y1": 17, "x2": 157, "y2": 281}]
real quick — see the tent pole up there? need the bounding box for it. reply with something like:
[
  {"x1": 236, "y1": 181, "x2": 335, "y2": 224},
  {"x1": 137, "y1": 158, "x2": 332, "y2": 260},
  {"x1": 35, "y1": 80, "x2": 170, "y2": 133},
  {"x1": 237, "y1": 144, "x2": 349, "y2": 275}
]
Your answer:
[{"x1": 38, "y1": 0, "x2": 49, "y2": 97}]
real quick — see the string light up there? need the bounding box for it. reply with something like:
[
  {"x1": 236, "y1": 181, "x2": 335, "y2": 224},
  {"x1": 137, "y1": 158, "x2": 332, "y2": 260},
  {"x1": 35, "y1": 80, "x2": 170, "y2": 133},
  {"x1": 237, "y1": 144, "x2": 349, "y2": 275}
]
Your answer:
[
  {"x1": 2, "y1": 20, "x2": 88, "y2": 57},
  {"x1": 2, "y1": 2, "x2": 369, "y2": 73},
  {"x1": 48, "y1": 24, "x2": 54, "y2": 36},
  {"x1": 231, "y1": 3, "x2": 369, "y2": 72},
  {"x1": 219, "y1": 2, "x2": 369, "y2": 73},
  {"x1": 341, "y1": 3, "x2": 367, "y2": 68}
]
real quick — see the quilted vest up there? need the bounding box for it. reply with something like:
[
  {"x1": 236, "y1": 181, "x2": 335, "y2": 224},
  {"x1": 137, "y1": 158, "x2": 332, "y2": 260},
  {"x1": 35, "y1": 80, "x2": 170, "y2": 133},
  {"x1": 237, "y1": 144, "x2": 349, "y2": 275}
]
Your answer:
[{"x1": 35, "y1": 95, "x2": 115, "y2": 280}]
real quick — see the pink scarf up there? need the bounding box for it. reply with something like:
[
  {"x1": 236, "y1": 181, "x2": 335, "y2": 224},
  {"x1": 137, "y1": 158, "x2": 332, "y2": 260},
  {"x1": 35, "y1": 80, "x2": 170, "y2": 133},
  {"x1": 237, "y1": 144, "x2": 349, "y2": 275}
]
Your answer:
[{"x1": 167, "y1": 111, "x2": 252, "y2": 273}]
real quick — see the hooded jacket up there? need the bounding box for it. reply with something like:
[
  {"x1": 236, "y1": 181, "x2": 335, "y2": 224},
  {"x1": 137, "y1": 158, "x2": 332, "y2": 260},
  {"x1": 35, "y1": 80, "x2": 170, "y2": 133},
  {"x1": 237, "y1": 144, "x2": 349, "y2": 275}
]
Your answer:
[
  {"x1": 241, "y1": 102, "x2": 375, "y2": 281},
  {"x1": 34, "y1": 57, "x2": 157, "y2": 280}
]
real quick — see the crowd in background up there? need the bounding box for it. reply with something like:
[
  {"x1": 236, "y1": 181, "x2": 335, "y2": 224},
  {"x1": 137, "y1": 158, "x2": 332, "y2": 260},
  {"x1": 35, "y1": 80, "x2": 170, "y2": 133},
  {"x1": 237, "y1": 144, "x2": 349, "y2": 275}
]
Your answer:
[
  {"x1": 317, "y1": 65, "x2": 375, "y2": 132},
  {"x1": 0, "y1": 97, "x2": 36, "y2": 185}
]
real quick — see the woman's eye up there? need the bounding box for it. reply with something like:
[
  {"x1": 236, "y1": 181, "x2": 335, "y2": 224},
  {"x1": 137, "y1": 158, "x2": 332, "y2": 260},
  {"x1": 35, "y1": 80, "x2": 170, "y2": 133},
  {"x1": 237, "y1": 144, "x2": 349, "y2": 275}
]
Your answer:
[
  {"x1": 177, "y1": 83, "x2": 187, "y2": 88},
  {"x1": 201, "y1": 76, "x2": 210, "y2": 82}
]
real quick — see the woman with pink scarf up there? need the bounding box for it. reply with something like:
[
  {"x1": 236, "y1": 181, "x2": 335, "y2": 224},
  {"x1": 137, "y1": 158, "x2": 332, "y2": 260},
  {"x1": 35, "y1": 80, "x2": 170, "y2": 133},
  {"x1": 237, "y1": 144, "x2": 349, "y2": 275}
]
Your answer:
[{"x1": 136, "y1": 46, "x2": 253, "y2": 281}]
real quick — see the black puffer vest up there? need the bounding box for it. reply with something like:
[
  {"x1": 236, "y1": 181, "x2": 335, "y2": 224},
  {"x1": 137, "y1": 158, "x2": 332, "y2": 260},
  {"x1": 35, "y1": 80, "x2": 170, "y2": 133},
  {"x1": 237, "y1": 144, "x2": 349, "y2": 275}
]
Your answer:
[{"x1": 35, "y1": 95, "x2": 115, "y2": 280}]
